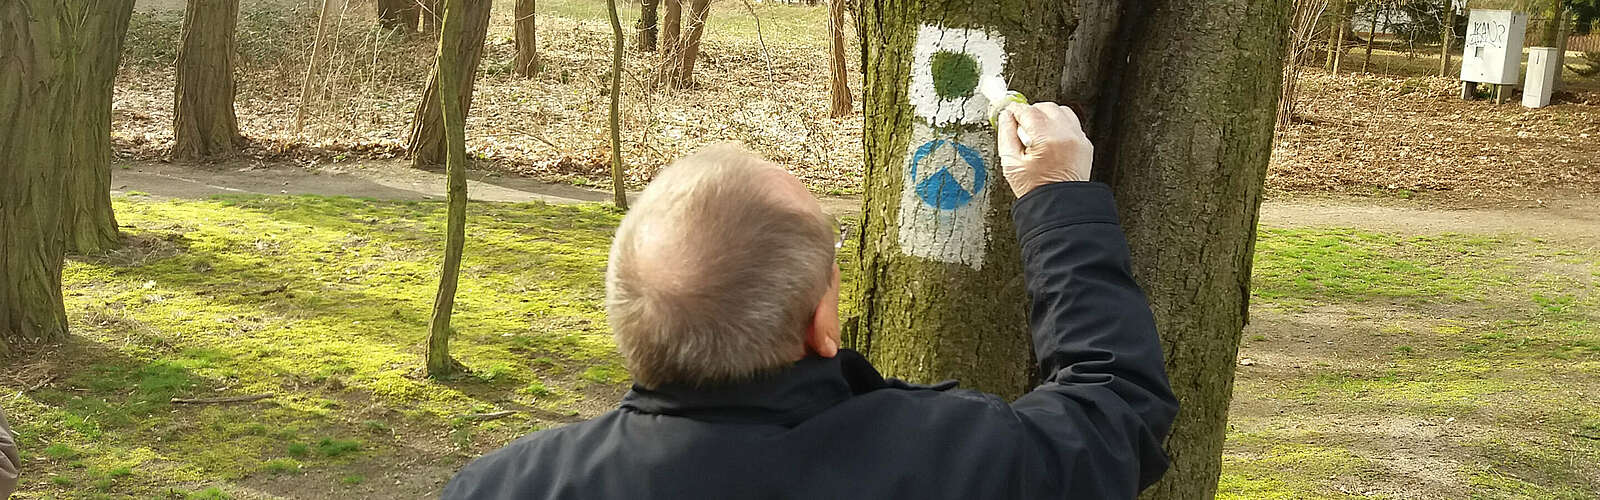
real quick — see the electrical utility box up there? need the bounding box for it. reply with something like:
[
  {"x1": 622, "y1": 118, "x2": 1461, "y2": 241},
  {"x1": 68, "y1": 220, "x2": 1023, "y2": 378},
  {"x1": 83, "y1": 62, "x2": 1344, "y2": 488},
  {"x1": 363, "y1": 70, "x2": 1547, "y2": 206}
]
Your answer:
[
  {"x1": 1524, "y1": 47, "x2": 1560, "y2": 108},
  {"x1": 1460, "y1": 9, "x2": 1527, "y2": 85}
]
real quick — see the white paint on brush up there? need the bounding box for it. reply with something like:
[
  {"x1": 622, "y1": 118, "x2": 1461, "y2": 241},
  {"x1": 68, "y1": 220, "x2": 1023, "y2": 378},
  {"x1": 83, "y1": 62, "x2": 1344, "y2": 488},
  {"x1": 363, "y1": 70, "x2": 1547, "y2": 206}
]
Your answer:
[{"x1": 909, "y1": 25, "x2": 1007, "y2": 127}]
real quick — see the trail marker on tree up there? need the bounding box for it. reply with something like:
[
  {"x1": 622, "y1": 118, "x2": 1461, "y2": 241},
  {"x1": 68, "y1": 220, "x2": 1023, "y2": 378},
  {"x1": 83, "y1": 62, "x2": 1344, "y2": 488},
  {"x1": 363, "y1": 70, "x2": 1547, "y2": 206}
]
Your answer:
[{"x1": 895, "y1": 25, "x2": 1005, "y2": 269}]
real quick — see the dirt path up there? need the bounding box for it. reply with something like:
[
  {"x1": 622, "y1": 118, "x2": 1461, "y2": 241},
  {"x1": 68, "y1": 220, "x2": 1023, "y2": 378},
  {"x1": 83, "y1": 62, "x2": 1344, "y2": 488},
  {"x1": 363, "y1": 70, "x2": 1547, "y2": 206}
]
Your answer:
[{"x1": 117, "y1": 160, "x2": 1600, "y2": 243}]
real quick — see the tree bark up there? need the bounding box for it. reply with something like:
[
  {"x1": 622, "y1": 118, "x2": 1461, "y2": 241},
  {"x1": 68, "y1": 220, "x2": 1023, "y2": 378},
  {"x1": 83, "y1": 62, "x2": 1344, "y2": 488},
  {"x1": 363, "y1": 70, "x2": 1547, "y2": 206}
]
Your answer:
[
  {"x1": 607, "y1": 0, "x2": 629, "y2": 209},
  {"x1": 658, "y1": 0, "x2": 710, "y2": 88},
  {"x1": 855, "y1": 0, "x2": 1288, "y2": 498},
  {"x1": 65, "y1": 0, "x2": 136, "y2": 254},
  {"x1": 638, "y1": 0, "x2": 659, "y2": 52},
  {"x1": 514, "y1": 0, "x2": 539, "y2": 77},
  {"x1": 2, "y1": 0, "x2": 74, "y2": 355},
  {"x1": 1440, "y1": 2, "x2": 1455, "y2": 77},
  {"x1": 1361, "y1": 2, "x2": 1378, "y2": 73},
  {"x1": 172, "y1": 0, "x2": 243, "y2": 160},
  {"x1": 661, "y1": 0, "x2": 682, "y2": 55},
  {"x1": 1332, "y1": 1, "x2": 1350, "y2": 74},
  {"x1": 827, "y1": 0, "x2": 852, "y2": 117},
  {"x1": 406, "y1": 0, "x2": 493, "y2": 168},
  {"x1": 378, "y1": 0, "x2": 420, "y2": 33},
  {"x1": 1087, "y1": 1, "x2": 1289, "y2": 496},
  {"x1": 426, "y1": 0, "x2": 469, "y2": 378},
  {"x1": 1326, "y1": 0, "x2": 1344, "y2": 70}
]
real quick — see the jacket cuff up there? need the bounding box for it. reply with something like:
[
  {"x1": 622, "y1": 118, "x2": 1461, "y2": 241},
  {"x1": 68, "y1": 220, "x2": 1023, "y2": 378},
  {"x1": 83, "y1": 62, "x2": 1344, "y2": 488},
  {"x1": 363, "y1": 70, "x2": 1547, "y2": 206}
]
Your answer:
[{"x1": 1012, "y1": 182, "x2": 1121, "y2": 246}]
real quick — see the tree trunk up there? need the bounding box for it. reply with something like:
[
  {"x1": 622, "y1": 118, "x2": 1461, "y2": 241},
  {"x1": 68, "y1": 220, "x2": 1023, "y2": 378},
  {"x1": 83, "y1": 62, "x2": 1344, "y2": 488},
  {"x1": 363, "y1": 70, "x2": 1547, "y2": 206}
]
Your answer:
[
  {"x1": 514, "y1": 0, "x2": 538, "y2": 77},
  {"x1": 854, "y1": 0, "x2": 1288, "y2": 498},
  {"x1": 1440, "y1": 2, "x2": 1455, "y2": 77},
  {"x1": 607, "y1": 0, "x2": 629, "y2": 209},
  {"x1": 426, "y1": 0, "x2": 469, "y2": 378},
  {"x1": 172, "y1": 0, "x2": 243, "y2": 160},
  {"x1": 1361, "y1": 3, "x2": 1378, "y2": 73},
  {"x1": 638, "y1": 0, "x2": 659, "y2": 52},
  {"x1": 1085, "y1": 0, "x2": 1288, "y2": 496},
  {"x1": 661, "y1": 0, "x2": 682, "y2": 55},
  {"x1": 1332, "y1": 1, "x2": 1349, "y2": 74},
  {"x1": 378, "y1": 0, "x2": 420, "y2": 33},
  {"x1": 406, "y1": 0, "x2": 493, "y2": 168},
  {"x1": 658, "y1": 0, "x2": 710, "y2": 88},
  {"x1": 1, "y1": 0, "x2": 74, "y2": 355},
  {"x1": 65, "y1": 0, "x2": 136, "y2": 255},
  {"x1": 827, "y1": 0, "x2": 852, "y2": 117},
  {"x1": 1325, "y1": 0, "x2": 1344, "y2": 70}
]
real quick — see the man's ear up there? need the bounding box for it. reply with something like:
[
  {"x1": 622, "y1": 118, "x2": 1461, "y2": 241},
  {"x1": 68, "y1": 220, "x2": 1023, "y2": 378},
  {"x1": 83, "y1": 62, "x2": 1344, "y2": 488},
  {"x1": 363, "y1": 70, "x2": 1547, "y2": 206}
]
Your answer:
[{"x1": 804, "y1": 265, "x2": 842, "y2": 358}]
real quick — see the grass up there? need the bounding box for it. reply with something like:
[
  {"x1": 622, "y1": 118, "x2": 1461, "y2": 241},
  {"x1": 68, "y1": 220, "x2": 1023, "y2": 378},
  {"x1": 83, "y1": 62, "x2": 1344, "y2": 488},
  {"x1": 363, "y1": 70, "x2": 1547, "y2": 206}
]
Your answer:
[{"x1": 3, "y1": 194, "x2": 1597, "y2": 496}]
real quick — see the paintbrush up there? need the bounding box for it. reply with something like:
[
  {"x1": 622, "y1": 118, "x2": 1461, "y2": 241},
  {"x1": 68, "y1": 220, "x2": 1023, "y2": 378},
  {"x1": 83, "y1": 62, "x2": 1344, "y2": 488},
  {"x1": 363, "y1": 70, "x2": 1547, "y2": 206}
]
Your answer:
[{"x1": 979, "y1": 74, "x2": 1031, "y2": 147}]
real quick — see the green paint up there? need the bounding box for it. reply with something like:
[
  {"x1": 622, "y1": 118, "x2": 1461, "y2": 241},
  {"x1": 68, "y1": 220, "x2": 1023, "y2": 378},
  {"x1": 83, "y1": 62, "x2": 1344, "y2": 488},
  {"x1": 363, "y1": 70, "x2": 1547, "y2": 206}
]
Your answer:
[{"x1": 930, "y1": 50, "x2": 980, "y2": 99}]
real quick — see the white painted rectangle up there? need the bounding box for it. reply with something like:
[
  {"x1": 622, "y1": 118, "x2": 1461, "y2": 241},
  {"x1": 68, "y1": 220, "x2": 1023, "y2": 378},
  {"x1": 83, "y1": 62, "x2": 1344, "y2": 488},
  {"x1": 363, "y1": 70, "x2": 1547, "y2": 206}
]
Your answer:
[
  {"x1": 1460, "y1": 9, "x2": 1527, "y2": 85},
  {"x1": 1523, "y1": 47, "x2": 1559, "y2": 108}
]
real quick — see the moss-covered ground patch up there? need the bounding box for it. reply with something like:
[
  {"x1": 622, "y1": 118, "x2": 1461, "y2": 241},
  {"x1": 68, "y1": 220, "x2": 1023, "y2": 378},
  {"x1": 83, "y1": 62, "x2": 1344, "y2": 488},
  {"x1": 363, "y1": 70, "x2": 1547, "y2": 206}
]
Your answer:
[
  {"x1": 1229, "y1": 227, "x2": 1600, "y2": 498},
  {"x1": 3, "y1": 194, "x2": 630, "y2": 497},
  {"x1": 3, "y1": 194, "x2": 1595, "y2": 497}
]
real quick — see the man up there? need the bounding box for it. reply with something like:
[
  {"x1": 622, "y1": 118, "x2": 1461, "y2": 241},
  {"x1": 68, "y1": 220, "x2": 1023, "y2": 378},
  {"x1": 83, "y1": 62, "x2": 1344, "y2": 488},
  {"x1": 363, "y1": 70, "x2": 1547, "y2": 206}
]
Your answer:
[
  {"x1": 442, "y1": 102, "x2": 1177, "y2": 499},
  {"x1": 1, "y1": 406, "x2": 17, "y2": 498}
]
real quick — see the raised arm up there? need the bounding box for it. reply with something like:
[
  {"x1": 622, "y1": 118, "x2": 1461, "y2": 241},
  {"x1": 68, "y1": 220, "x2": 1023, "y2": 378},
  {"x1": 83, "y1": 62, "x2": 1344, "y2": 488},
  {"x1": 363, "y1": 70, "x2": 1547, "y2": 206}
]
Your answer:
[{"x1": 997, "y1": 103, "x2": 1178, "y2": 498}]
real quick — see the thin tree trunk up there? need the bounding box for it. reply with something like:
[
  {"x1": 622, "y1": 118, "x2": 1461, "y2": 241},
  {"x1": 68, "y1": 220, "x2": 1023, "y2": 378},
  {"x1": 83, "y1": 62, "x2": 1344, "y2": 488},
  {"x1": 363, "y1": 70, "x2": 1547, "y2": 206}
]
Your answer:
[
  {"x1": 65, "y1": 0, "x2": 136, "y2": 255},
  {"x1": 827, "y1": 0, "x2": 852, "y2": 117},
  {"x1": 377, "y1": 0, "x2": 420, "y2": 33},
  {"x1": 660, "y1": 0, "x2": 710, "y2": 88},
  {"x1": 855, "y1": 1, "x2": 1288, "y2": 499},
  {"x1": 1, "y1": 0, "x2": 74, "y2": 355},
  {"x1": 1361, "y1": 4, "x2": 1378, "y2": 73},
  {"x1": 1440, "y1": 2, "x2": 1455, "y2": 77},
  {"x1": 294, "y1": 0, "x2": 333, "y2": 134},
  {"x1": 607, "y1": 0, "x2": 629, "y2": 209},
  {"x1": 407, "y1": 0, "x2": 493, "y2": 167},
  {"x1": 426, "y1": 0, "x2": 469, "y2": 378},
  {"x1": 172, "y1": 0, "x2": 243, "y2": 160},
  {"x1": 514, "y1": 0, "x2": 538, "y2": 77},
  {"x1": 1332, "y1": 2, "x2": 1349, "y2": 74},
  {"x1": 638, "y1": 0, "x2": 659, "y2": 51},
  {"x1": 1325, "y1": 0, "x2": 1341, "y2": 70}
]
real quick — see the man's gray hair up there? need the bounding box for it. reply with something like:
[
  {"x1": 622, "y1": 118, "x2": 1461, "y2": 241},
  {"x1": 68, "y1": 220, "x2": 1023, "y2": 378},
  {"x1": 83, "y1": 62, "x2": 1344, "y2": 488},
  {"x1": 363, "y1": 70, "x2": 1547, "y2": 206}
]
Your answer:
[{"x1": 606, "y1": 144, "x2": 834, "y2": 389}]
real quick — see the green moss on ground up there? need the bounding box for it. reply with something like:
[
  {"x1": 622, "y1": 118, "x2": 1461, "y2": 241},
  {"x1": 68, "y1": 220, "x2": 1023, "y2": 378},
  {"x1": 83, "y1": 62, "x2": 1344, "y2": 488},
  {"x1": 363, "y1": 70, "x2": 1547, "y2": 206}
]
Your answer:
[{"x1": 3, "y1": 196, "x2": 1595, "y2": 497}]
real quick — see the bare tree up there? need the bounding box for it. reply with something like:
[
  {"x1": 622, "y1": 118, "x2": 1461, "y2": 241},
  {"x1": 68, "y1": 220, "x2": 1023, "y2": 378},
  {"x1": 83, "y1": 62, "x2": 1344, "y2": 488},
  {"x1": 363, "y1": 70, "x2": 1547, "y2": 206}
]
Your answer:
[
  {"x1": 66, "y1": 0, "x2": 137, "y2": 254},
  {"x1": 608, "y1": 0, "x2": 629, "y2": 209},
  {"x1": 426, "y1": 0, "x2": 472, "y2": 378},
  {"x1": 656, "y1": 0, "x2": 711, "y2": 88},
  {"x1": 638, "y1": 0, "x2": 660, "y2": 51},
  {"x1": 406, "y1": 0, "x2": 493, "y2": 167},
  {"x1": 172, "y1": 0, "x2": 244, "y2": 160},
  {"x1": 514, "y1": 0, "x2": 539, "y2": 76},
  {"x1": 827, "y1": 0, "x2": 852, "y2": 117}
]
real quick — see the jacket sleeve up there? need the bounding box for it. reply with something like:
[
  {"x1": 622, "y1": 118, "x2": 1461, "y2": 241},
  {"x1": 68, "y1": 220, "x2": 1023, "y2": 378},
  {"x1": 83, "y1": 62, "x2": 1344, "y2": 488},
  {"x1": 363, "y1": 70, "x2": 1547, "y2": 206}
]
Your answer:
[
  {"x1": 1006, "y1": 182, "x2": 1178, "y2": 497},
  {"x1": 1, "y1": 406, "x2": 18, "y2": 498}
]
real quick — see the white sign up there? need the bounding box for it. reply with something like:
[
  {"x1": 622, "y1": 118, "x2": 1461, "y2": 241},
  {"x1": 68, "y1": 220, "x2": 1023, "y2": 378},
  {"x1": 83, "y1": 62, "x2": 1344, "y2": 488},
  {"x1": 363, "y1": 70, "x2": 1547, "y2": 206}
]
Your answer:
[
  {"x1": 896, "y1": 24, "x2": 1006, "y2": 269},
  {"x1": 1460, "y1": 9, "x2": 1526, "y2": 85}
]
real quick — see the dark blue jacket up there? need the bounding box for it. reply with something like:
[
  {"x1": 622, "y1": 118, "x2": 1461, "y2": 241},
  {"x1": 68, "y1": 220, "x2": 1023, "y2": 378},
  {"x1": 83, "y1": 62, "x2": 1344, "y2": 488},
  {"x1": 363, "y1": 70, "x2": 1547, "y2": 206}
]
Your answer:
[{"x1": 442, "y1": 182, "x2": 1178, "y2": 499}]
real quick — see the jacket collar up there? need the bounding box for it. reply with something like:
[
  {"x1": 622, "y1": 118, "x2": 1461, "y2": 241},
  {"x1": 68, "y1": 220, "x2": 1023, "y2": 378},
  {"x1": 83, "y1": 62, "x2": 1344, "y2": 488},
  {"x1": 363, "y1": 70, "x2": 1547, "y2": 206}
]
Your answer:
[{"x1": 619, "y1": 349, "x2": 893, "y2": 426}]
